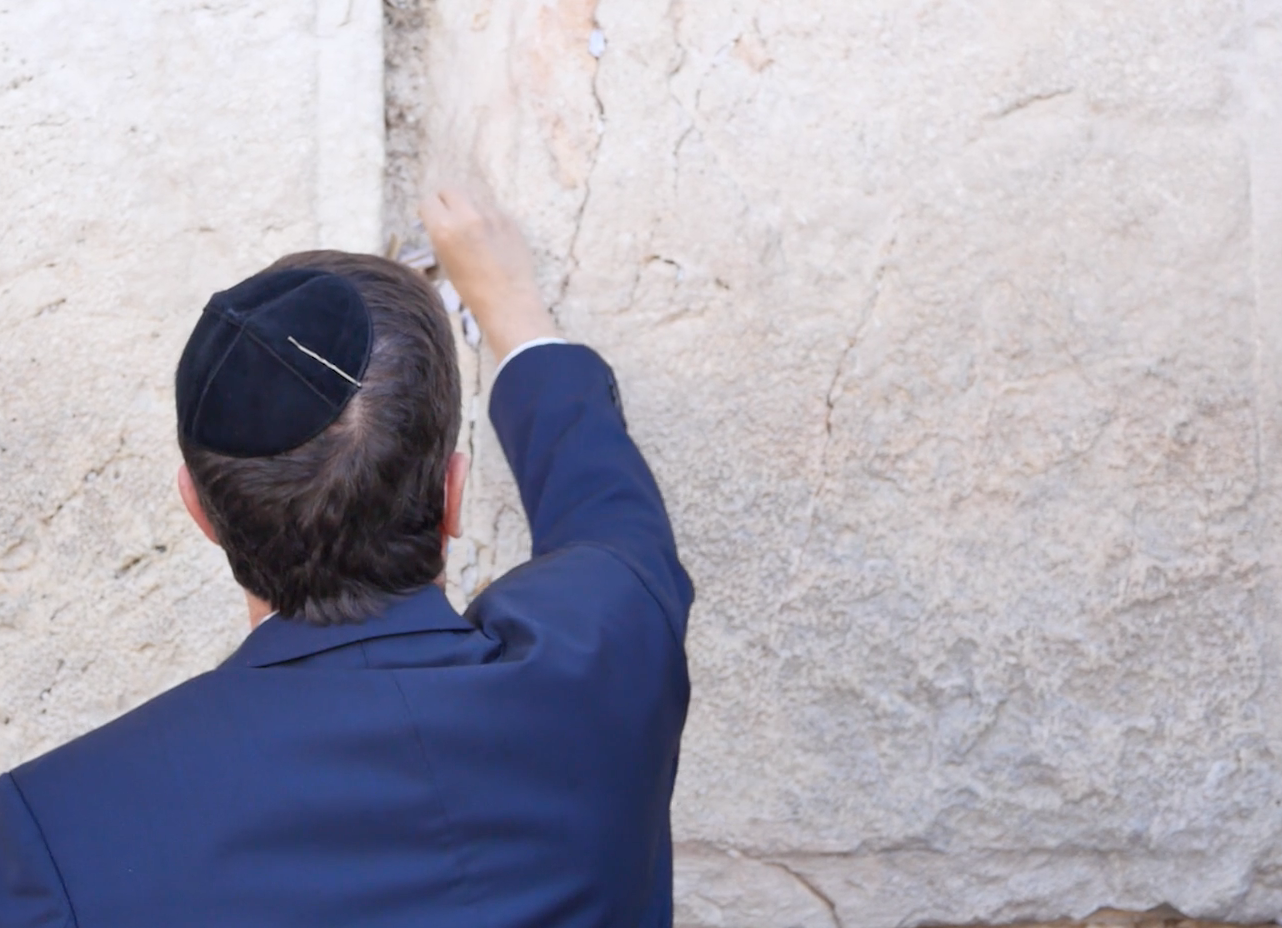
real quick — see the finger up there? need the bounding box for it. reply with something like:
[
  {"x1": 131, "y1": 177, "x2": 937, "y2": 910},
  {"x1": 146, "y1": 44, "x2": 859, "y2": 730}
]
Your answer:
[
  {"x1": 437, "y1": 187, "x2": 481, "y2": 224},
  {"x1": 418, "y1": 191, "x2": 450, "y2": 233}
]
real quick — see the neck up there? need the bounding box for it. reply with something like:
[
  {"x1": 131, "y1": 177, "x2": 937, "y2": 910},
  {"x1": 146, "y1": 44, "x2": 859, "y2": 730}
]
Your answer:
[{"x1": 246, "y1": 591, "x2": 275, "y2": 629}]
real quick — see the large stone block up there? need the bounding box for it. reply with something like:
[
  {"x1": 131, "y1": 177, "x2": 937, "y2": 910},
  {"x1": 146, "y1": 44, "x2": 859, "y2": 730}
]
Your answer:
[
  {"x1": 0, "y1": 0, "x2": 383, "y2": 764},
  {"x1": 413, "y1": 0, "x2": 1282, "y2": 922}
]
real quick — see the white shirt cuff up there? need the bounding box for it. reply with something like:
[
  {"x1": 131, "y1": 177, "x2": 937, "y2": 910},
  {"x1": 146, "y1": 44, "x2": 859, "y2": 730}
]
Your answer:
[{"x1": 493, "y1": 337, "x2": 569, "y2": 380}]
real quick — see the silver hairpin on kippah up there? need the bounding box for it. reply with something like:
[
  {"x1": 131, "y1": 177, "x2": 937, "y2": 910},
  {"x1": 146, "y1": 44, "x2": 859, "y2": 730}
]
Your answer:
[{"x1": 287, "y1": 336, "x2": 363, "y2": 388}]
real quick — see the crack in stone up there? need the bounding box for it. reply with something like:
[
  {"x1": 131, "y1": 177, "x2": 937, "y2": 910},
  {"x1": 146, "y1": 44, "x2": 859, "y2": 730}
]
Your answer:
[
  {"x1": 550, "y1": 0, "x2": 607, "y2": 321},
  {"x1": 765, "y1": 859, "x2": 843, "y2": 928},
  {"x1": 663, "y1": 4, "x2": 765, "y2": 227},
  {"x1": 784, "y1": 234, "x2": 897, "y2": 595},
  {"x1": 676, "y1": 843, "x2": 846, "y2": 927},
  {"x1": 661, "y1": 19, "x2": 758, "y2": 220},
  {"x1": 39, "y1": 432, "x2": 128, "y2": 526},
  {"x1": 625, "y1": 253, "x2": 683, "y2": 315},
  {"x1": 991, "y1": 87, "x2": 1075, "y2": 120}
]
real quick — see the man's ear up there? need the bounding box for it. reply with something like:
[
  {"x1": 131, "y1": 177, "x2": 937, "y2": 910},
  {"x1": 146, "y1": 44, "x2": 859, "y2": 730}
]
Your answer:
[
  {"x1": 442, "y1": 452, "x2": 469, "y2": 540},
  {"x1": 177, "y1": 464, "x2": 220, "y2": 546}
]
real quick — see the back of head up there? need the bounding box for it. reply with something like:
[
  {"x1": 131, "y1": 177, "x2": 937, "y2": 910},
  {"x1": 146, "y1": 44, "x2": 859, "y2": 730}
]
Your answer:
[{"x1": 177, "y1": 251, "x2": 461, "y2": 625}]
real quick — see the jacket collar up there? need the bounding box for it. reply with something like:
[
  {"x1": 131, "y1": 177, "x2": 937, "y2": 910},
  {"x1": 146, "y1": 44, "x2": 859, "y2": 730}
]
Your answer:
[{"x1": 221, "y1": 584, "x2": 476, "y2": 669}]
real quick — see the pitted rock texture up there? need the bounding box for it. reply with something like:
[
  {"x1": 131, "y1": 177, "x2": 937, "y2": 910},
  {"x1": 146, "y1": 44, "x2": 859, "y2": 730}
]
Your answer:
[
  {"x1": 412, "y1": 0, "x2": 1282, "y2": 923},
  {"x1": 6, "y1": 0, "x2": 1282, "y2": 926},
  {"x1": 0, "y1": 0, "x2": 383, "y2": 764}
]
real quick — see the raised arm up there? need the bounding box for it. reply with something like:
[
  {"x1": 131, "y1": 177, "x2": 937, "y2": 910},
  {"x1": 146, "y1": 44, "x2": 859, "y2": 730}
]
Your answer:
[{"x1": 421, "y1": 187, "x2": 693, "y2": 629}]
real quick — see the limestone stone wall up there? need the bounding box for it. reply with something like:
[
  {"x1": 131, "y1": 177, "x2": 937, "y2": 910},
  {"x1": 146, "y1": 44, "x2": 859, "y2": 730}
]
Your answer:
[
  {"x1": 411, "y1": 0, "x2": 1282, "y2": 923},
  {"x1": 0, "y1": 0, "x2": 383, "y2": 761},
  {"x1": 5, "y1": 0, "x2": 1282, "y2": 926}
]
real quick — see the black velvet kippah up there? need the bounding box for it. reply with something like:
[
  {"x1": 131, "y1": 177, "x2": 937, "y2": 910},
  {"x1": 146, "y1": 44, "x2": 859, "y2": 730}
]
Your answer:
[{"x1": 175, "y1": 269, "x2": 373, "y2": 458}]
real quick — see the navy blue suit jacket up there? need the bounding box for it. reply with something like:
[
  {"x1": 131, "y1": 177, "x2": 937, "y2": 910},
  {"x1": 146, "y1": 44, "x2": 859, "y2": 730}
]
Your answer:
[{"x1": 0, "y1": 344, "x2": 693, "y2": 927}]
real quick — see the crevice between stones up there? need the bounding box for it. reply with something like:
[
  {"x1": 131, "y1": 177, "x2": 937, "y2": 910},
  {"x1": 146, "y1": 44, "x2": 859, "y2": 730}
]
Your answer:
[{"x1": 382, "y1": 0, "x2": 431, "y2": 246}]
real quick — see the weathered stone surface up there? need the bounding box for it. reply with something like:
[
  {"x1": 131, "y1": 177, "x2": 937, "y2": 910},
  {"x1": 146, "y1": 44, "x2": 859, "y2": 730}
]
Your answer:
[
  {"x1": 7, "y1": 0, "x2": 1282, "y2": 925},
  {"x1": 0, "y1": 0, "x2": 383, "y2": 763},
  {"x1": 673, "y1": 845, "x2": 838, "y2": 928},
  {"x1": 412, "y1": 0, "x2": 1282, "y2": 923}
]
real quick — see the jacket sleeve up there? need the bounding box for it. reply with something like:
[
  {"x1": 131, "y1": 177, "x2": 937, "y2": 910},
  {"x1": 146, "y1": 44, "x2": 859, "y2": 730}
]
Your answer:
[
  {"x1": 488, "y1": 343, "x2": 694, "y2": 634},
  {"x1": 0, "y1": 774, "x2": 74, "y2": 928}
]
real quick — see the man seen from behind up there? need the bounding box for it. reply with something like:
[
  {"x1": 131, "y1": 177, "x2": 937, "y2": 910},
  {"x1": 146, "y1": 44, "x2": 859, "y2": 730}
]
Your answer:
[{"x1": 0, "y1": 187, "x2": 695, "y2": 927}]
